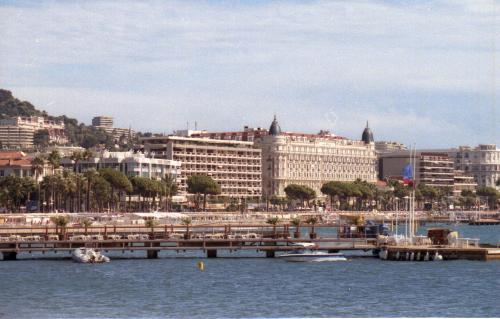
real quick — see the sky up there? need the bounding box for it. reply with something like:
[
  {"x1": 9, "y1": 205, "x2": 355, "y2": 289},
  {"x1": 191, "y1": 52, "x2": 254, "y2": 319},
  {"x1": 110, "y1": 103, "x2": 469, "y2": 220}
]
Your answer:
[{"x1": 0, "y1": 0, "x2": 499, "y2": 148}]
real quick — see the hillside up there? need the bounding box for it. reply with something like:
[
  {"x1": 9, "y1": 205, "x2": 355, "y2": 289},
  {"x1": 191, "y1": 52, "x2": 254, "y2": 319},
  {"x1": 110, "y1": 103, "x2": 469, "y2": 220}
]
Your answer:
[
  {"x1": 0, "y1": 89, "x2": 46, "y2": 119},
  {"x1": 0, "y1": 88, "x2": 116, "y2": 149}
]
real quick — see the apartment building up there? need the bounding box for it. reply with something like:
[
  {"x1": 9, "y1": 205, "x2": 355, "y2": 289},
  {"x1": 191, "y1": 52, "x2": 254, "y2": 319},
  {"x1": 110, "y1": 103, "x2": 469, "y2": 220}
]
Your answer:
[
  {"x1": 91, "y1": 116, "x2": 136, "y2": 143},
  {"x1": 375, "y1": 141, "x2": 408, "y2": 154},
  {"x1": 141, "y1": 136, "x2": 262, "y2": 198},
  {"x1": 256, "y1": 117, "x2": 378, "y2": 197},
  {"x1": 379, "y1": 151, "x2": 454, "y2": 187},
  {"x1": 446, "y1": 145, "x2": 500, "y2": 189},
  {"x1": 453, "y1": 169, "x2": 477, "y2": 196},
  {"x1": 378, "y1": 150, "x2": 479, "y2": 197},
  {"x1": 60, "y1": 151, "x2": 181, "y2": 180},
  {"x1": 91, "y1": 116, "x2": 114, "y2": 128},
  {"x1": 0, "y1": 116, "x2": 67, "y2": 149}
]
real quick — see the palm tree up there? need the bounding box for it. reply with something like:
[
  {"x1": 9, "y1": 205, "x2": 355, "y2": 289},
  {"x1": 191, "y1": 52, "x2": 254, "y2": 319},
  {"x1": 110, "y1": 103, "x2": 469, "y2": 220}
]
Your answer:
[
  {"x1": 84, "y1": 169, "x2": 98, "y2": 212},
  {"x1": 290, "y1": 217, "x2": 302, "y2": 238},
  {"x1": 82, "y1": 218, "x2": 93, "y2": 235},
  {"x1": 266, "y1": 216, "x2": 280, "y2": 238},
  {"x1": 162, "y1": 174, "x2": 178, "y2": 211},
  {"x1": 50, "y1": 215, "x2": 70, "y2": 239},
  {"x1": 31, "y1": 155, "x2": 45, "y2": 212},
  {"x1": 47, "y1": 150, "x2": 61, "y2": 212},
  {"x1": 145, "y1": 219, "x2": 159, "y2": 239},
  {"x1": 180, "y1": 217, "x2": 192, "y2": 239},
  {"x1": 306, "y1": 216, "x2": 318, "y2": 239},
  {"x1": 70, "y1": 151, "x2": 86, "y2": 211},
  {"x1": 47, "y1": 150, "x2": 61, "y2": 174}
]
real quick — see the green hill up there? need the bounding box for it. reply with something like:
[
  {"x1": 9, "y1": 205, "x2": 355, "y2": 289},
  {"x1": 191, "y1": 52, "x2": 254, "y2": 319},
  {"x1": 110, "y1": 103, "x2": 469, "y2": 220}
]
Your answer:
[{"x1": 0, "y1": 88, "x2": 116, "y2": 149}]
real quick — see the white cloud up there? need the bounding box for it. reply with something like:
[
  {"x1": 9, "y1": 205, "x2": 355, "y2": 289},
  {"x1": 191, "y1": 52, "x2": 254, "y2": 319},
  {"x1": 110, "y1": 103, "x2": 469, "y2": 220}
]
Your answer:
[{"x1": 0, "y1": 0, "x2": 498, "y2": 147}]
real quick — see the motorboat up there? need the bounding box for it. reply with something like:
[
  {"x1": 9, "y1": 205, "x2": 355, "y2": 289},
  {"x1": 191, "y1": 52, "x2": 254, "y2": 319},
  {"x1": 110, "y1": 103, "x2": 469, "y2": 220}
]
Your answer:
[
  {"x1": 72, "y1": 248, "x2": 110, "y2": 263},
  {"x1": 278, "y1": 243, "x2": 347, "y2": 262}
]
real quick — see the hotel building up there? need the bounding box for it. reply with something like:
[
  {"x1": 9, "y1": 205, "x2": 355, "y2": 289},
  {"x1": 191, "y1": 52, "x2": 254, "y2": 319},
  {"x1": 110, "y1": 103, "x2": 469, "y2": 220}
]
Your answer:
[
  {"x1": 256, "y1": 117, "x2": 378, "y2": 197},
  {"x1": 0, "y1": 116, "x2": 67, "y2": 149},
  {"x1": 140, "y1": 136, "x2": 262, "y2": 198},
  {"x1": 191, "y1": 126, "x2": 269, "y2": 142}
]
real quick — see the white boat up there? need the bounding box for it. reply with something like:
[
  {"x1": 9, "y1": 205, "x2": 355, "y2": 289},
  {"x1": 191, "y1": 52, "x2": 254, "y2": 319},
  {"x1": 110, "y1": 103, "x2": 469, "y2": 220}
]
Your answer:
[
  {"x1": 72, "y1": 248, "x2": 110, "y2": 263},
  {"x1": 279, "y1": 243, "x2": 347, "y2": 262}
]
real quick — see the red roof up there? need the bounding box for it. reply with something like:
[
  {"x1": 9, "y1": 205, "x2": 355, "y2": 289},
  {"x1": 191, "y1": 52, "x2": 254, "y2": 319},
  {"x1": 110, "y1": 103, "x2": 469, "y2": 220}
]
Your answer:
[
  {"x1": 0, "y1": 151, "x2": 26, "y2": 160},
  {"x1": 0, "y1": 159, "x2": 32, "y2": 167}
]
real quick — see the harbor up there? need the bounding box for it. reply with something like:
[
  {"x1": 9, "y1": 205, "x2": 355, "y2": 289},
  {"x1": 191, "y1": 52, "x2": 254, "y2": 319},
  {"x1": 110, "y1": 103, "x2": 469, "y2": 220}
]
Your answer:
[{"x1": 1, "y1": 222, "x2": 498, "y2": 261}]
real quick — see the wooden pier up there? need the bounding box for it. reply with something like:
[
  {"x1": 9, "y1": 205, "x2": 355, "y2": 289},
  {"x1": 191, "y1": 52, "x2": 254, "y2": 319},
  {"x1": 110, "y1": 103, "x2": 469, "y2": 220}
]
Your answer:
[
  {"x1": 1, "y1": 224, "x2": 499, "y2": 261},
  {"x1": 0, "y1": 238, "x2": 376, "y2": 260},
  {"x1": 383, "y1": 245, "x2": 500, "y2": 261},
  {"x1": 468, "y1": 219, "x2": 500, "y2": 226},
  {"x1": 0, "y1": 224, "x2": 376, "y2": 260}
]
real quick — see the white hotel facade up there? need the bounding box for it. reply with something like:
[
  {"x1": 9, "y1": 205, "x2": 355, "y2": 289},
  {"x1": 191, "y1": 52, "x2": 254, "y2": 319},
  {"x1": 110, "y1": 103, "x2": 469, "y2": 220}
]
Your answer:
[{"x1": 256, "y1": 117, "x2": 378, "y2": 197}]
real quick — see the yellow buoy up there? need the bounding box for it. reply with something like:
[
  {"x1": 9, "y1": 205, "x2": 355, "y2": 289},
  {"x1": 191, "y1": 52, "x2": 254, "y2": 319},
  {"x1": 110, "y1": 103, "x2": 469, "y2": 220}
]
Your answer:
[{"x1": 197, "y1": 261, "x2": 205, "y2": 271}]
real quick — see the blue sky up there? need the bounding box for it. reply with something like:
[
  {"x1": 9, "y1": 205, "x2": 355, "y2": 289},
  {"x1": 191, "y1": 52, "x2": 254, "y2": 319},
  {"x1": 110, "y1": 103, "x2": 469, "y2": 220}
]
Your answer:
[{"x1": 0, "y1": 0, "x2": 498, "y2": 148}]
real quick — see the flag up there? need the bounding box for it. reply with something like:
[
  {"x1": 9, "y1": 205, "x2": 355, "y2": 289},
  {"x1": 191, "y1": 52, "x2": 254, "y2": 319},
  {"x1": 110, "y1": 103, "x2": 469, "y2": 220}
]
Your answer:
[{"x1": 402, "y1": 164, "x2": 413, "y2": 186}]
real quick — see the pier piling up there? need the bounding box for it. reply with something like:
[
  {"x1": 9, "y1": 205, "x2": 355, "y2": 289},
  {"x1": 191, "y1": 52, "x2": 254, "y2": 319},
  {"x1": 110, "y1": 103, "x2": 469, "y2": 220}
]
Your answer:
[
  {"x1": 2, "y1": 252, "x2": 17, "y2": 261},
  {"x1": 146, "y1": 250, "x2": 158, "y2": 259},
  {"x1": 207, "y1": 249, "x2": 217, "y2": 258},
  {"x1": 266, "y1": 251, "x2": 275, "y2": 258}
]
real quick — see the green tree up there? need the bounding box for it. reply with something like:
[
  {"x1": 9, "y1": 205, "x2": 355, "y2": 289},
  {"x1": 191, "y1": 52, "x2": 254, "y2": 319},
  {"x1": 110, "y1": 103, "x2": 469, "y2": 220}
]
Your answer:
[
  {"x1": 353, "y1": 179, "x2": 376, "y2": 210},
  {"x1": 186, "y1": 175, "x2": 221, "y2": 211},
  {"x1": 284, "y1": 184, "x2": 316, "y2": 207},
  {"x1": 33, "y1": 129, "x2": 50, "y2": 148},
  {"x1": 305, "y1": 216, "x2": 318, "y2": 239},
  {"x1": 145, "y1": 219, "x2": 159, "y2": 239},
  {"x1": 457, "y1": 189, "x2": 475, "y2": 210},
  {"x1": 82, "y1": 218, "x2": 93, "y2": 235},
  {"x1": 84, "y1": 169, "x2": 99, "y2": 212},
  {"x1": 162, "y1": 174, "x2": 178, "y2": 211},
  {"x1": 0, "y1": 176, "x2": 36, "y2": 212},
  {"x1": 31, "y1": 155, "x2": 45, "y2": 212},
  {"x1": 269, "y1": 195, "x2": 289, "y2": 211},
  {"x1": 50, "y1": 215, "x2": 70, "y2": 239},
  {"x1": 266, "y1": 216, "x2": 280, "y2": 238},
  {"x1": 290, "y1": 217, "x2": 302, "y2": 238},
  {"x1": 100, "y1": 168, "x2": 133, "y2": 211},
  {"x1": 321, "y1": 181, "x2": 345, "y2": 210},
  {"x1": 92, "y1": 176, "x2": 112, "y2": 212},
  {"x1": 180, "y1": 216, "x2": 192, "y2": 239},
  {"x1": 47, "y1": 150, "x2": 61, "y2": 174},
  {"x1": 476, "y1": 186, "x2": 500, "y2": 210}
]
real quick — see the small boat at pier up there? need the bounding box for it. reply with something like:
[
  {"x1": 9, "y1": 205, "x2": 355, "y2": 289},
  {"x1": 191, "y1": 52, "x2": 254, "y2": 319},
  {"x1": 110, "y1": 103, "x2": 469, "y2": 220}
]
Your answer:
[
  {"x1": 72, "y1": 248, "x2": 110, "y2": 263},
  {"x1": 279, "y1": 243, "x2": 347, "y2": 262}
]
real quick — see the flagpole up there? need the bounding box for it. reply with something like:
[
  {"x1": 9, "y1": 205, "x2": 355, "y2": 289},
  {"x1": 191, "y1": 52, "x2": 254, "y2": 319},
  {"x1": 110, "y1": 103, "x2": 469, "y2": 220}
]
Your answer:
[{"x1": 411, "y1": 143, "x2": 417, "y2": 242}]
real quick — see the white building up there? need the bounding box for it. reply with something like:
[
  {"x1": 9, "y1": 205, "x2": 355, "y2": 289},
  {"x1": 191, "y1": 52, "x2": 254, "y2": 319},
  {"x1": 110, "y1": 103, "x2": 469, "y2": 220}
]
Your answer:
[
  {"x1": 375, "y1": 141, "x2": 408, "y2": 154},
  {"x1": 91, "y1": 116, "x2": 136, "y2": 144},
  {"x1": 141, "y1": 135, "x2": 262, "y2": 198},
  {"x1": 256, "y1": 117, "x2": 378, "y2": 197},
  {"x1": 446, "y1": 144, "x2": 500, "y2": 189},
  {"x1": 0, "y1": 116, "x2": 67, "y2": 149},
  {"x1": 61, "y1": 151, "x2": 181, "y2": 180}
]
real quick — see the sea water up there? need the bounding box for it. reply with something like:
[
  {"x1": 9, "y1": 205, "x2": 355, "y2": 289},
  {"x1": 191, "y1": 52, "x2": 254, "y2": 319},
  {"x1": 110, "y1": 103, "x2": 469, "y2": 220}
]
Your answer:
[{"x1": 0, "y1": 224, "x2": 498, "y2": 318}]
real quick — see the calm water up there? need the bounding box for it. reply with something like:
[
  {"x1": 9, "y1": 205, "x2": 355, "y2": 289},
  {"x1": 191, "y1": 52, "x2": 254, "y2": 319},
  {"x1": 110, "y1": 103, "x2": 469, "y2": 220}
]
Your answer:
[{"x1": 0, "y1": 224, "x2": 499, "y2": 318}]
